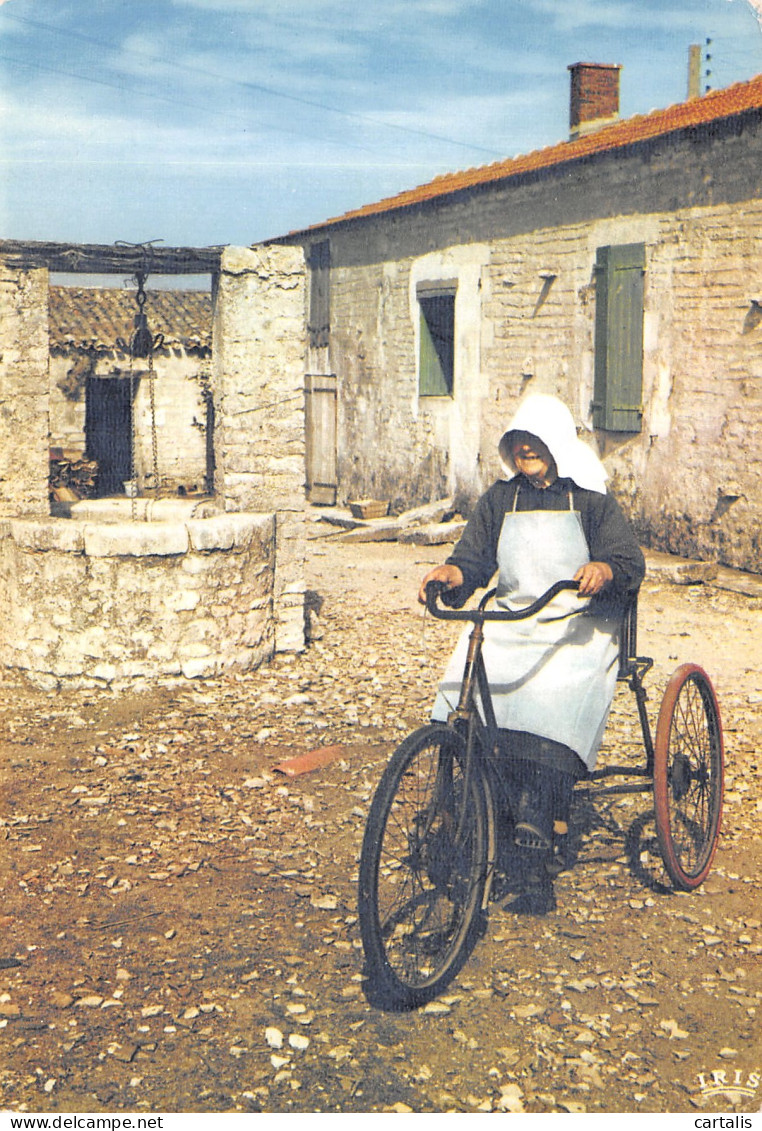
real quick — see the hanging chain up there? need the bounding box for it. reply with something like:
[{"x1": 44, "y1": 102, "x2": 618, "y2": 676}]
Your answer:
[
  {"x1": 129, "y1": 354, "x2": 137, "y2": 521},
  {"x1": 133, "y1": 273, "x2": 162, "y2": 496},
  {"x1": 116, "y1": 267, "x2": 164, "y2": 512},
  {"x1": 148, "y1": 346, "x2": 160, "y2": 494}
]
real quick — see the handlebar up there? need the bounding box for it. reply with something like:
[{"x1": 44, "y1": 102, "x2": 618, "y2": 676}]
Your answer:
[{"x1": 425, "y1": 578, "x2": 580, "y2": 621}]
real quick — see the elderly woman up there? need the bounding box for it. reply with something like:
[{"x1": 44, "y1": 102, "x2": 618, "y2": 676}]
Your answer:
[{"x1": 419, "y1": 394, "x2": 645, "y2": 914}]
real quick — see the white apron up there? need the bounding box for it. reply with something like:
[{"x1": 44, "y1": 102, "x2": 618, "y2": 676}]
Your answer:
[{"x1": 430, "y1": 492, "x2": 620, "y2": 770}]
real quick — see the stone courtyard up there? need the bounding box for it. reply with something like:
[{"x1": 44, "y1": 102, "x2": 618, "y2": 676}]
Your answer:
[{"x1": 0, "y1": 535, "x2": 760, "y2": 1114}]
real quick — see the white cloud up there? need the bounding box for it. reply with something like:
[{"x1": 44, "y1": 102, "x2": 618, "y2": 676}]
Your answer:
[
  {"x1": 171, "y1": 0, "x2": 473, "y2": 16},
  {"x1": 519, "y1": 0, "x2": 721, "y2": 34}
]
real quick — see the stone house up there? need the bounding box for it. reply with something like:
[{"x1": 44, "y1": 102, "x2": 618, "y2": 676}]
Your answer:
[
  {"x1": 48, "y1": 286, "x2": 213, "y2": 499},
  {"x1": 268, "y1": 64, "x2": 762, "y2": 575}
]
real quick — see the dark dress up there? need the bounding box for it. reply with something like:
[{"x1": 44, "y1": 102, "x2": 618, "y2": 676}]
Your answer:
[
  {"x1": 443, "y1": 474, "x2": 645, "y2": 616},
  {"x1": 439, "y1": 473, "x2": 645, "y2": 864}
]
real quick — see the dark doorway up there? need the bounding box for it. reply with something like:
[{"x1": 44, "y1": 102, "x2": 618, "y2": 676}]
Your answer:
[{"x1": 85, "y1": 376, "x2": 133, "y2": 496}]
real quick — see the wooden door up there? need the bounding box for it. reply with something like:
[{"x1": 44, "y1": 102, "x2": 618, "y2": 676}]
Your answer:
[
  {"x1": 85, "y1": 376, "x2": 133, "y2": 496},
  {"x1": 305, "y1": 373, "x2": 337, "y2": 505}
]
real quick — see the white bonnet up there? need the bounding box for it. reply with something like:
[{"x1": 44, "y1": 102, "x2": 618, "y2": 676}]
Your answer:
[{"x1": 498, "y1": 394, "x2": 608, "y2": 495}]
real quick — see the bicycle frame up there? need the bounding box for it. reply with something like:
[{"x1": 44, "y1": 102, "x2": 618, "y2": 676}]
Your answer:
[{"x1": 357, "y1": 580, "x2": 723, "y2": 1006}]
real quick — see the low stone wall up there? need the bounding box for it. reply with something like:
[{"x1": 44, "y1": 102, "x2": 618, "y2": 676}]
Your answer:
[{"x1": 0, "y1": 510, "x2": 275, "y2": 689}]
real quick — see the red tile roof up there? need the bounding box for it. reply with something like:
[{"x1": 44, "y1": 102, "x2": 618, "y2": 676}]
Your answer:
[
  {"x1": 287, "y1": 72, "x2": 762, "y2": 234},
  {"x1": 48, "y1": 287, "x2": 212, "y2": 354}
]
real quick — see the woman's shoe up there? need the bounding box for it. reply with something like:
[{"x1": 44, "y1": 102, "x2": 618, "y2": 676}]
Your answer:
[{"x1": 514, "y1": 820, "x2": 552, "y2": 851}]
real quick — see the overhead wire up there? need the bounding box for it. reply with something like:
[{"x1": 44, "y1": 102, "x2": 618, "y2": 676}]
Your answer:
[
  {"x1": 0, "y1": 10, "x2": 505, "y2": 159},
  {"x1": 0, "y1": 51, "x2": 387, "y2": 158}
]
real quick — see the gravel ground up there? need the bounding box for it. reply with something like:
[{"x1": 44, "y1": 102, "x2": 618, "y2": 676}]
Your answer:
[{"x1": 0, "y1": 534, "x2": 760, "y2": 1115}]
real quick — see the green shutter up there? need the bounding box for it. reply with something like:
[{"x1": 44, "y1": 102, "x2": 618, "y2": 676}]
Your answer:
[
  {"x1": 308, "y1": 240, "x2": 330, "y2": 349},
  {"x1": 593, "y1": 243, "x2": 645, "y2": 432},
  {"x1": 419, "y1": 294, "x2": 454, "y2": 396}
]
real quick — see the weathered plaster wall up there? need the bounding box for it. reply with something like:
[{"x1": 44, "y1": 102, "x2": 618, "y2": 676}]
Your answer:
[
  {"x1": 327, "y1": 245, "x2": 491, "y2": 508},
  {"x1": 213, "y1": 245, "x2": 307, "y2": 651},
  {"x1": 0, "y1": 267, "x2": 49, "y2": 515},
  {"x1": 0, "y1": 509, "x2": 275, "y2": 689},
  {"x1": 49, "y1": 351, "x2": 211, "y2": 491},
  {"x1": 283, "y1": 113, "x2": 762, "y2": 571}
]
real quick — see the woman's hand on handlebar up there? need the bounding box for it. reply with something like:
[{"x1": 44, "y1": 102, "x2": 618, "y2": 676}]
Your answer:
[
  {"x1": 418, "y1": 564, "x2": 464, "y2": 605},
  {"x1": 574, "y1": 561, "x2": 613, "y2": 597}
]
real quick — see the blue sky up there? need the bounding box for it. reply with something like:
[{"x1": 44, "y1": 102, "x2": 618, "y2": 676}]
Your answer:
[{"x1": 1, "y1": 0, "x2": 761, "y2": 250}]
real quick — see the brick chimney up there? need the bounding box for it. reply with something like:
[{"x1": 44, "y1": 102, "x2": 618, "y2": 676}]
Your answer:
[{"x1": 568, "y1": 62, "x2": 621, "y2": 139}]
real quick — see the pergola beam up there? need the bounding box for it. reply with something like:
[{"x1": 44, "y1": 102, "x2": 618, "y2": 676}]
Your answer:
[{"x1": 0, "y1": 239, "x2": 225, "y2": 275}]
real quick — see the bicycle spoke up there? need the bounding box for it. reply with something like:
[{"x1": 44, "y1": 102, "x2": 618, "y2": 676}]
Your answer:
[
  {"x1": 654, "y1": 666, "x2": 723, "y2": 890},
  {"x1": 359, "y1": 724, "x2": 487, "y2": 1004}
]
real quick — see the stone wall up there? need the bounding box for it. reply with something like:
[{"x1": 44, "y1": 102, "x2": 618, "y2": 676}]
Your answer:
[
  {"x1": 280, "y1": 113, "x2": 762, "y2": 572},
  {"x1": 213, "y1": 245, "x2": 307, "y2": 652},
  {"x1": 0, "y1": 267, "x2": 49, "y2": 516},
  {"x1": 0, "y1": 508, "x2": 275, "y2": 689}
]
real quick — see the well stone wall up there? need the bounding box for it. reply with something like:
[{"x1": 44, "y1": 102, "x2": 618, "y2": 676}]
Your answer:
[
  {"x1": 0, "y1": 242, "x2": 308, "y2": 685},
  {"x1": 0, "y1": 509, "x2": 275, "y2": 689},
  {"x1": 0, "y1": 267, "x2": 50, "y2": 516},
  {"x1": 213, "y1": 245, "x2": 307, "y2": 652}
]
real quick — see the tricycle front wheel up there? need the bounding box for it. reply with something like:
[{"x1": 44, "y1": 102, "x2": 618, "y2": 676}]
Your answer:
[
  {"x1": 358, "y1": 724, "x2": 489, "y2": 1008},
  {"x1": 653, "y1": 664, "x2": 724, "y2": 890}
]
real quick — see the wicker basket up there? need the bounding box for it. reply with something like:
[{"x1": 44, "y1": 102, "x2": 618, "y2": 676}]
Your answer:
[{"x1": 348, "y1": 498, "x2": 389, "y2": 520}]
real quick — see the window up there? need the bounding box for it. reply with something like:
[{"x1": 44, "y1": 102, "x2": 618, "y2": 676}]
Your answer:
[
  {"x1": 592, "y1": 243, "x2": 645, "y2": 432},
  {"x1": 418, "y1": 285, "x2": 455, "y2": 397},
  {"x1": 308, "y1": 239, "x2": 330, "y2": 350}
]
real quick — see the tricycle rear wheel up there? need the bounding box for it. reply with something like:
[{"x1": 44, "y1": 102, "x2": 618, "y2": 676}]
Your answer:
[{"x1": 653, "y1": 664, "x2": 723, "y2": 890}]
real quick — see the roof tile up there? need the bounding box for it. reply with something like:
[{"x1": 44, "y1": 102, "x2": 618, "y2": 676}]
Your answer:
[
  {"x1": 48, "y1": 287, "x2": 212, "y2": 353},
  {"x1": 293, "y1": 72, "x2": 762, "y2": 232}
]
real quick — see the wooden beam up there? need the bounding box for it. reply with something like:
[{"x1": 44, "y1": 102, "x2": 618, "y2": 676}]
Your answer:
[{"x1": 0, "y1": 239, "x2": 225, "y2": 275}]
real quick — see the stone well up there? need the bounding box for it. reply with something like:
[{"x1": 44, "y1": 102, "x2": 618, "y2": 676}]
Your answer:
[{"x1": 0, "y1": 498, "x2": 276, "y2": 689}]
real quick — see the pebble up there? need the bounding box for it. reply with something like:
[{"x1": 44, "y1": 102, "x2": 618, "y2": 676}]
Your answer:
[
  {"x1": 50, "y1": 992, "x2": 74, "y2": 1009},
  {"x1": 513, "y1": 1003, "x2": 543, "y2": 1019},
  {"x1": 498, "y1": 1083, "x2": 525, "y2": 1113},
  {"x1": 311, "y1": 894, "x2": 339, "y2": 911},
  {"x1": 422, "y1": 1001, "x2": 451, "y2": 1015}
]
